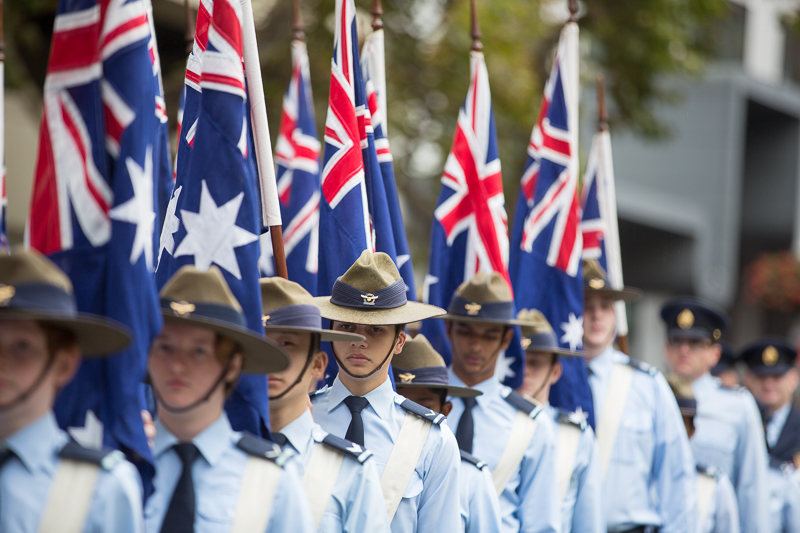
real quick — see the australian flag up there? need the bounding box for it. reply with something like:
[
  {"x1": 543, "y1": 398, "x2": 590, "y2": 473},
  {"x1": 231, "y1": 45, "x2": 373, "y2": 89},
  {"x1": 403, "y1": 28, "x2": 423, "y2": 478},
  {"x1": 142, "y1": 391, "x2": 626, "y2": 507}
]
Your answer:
[
  {"x1": 260, "y1": 38, "x2": 320, "y2": 294},
  {"x1": 28, "y1": 0, "x2": 160, "y2": 490},
  {"x1": 156, "y1": 0, "x2": 270, "y2": 435},
  {"x1": 420, "y1": 50, "x2": 526, "y2": 387},
  {"x1": 508, "y1": 21, "x2": 595, "y2": 426}
]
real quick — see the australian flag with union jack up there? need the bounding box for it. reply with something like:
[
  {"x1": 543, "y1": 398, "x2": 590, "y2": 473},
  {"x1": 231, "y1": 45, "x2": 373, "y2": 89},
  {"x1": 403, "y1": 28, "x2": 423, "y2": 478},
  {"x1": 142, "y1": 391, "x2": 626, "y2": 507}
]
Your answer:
[
  {"x1": 156, "y1": 0, "x2": 270, "y2": 435},
  {"x1": 28, "y1": 0, "x2": 163, "y2": 490},
  {"x1": 508, "y1": 21, "x2": 595, "y2": 426}
]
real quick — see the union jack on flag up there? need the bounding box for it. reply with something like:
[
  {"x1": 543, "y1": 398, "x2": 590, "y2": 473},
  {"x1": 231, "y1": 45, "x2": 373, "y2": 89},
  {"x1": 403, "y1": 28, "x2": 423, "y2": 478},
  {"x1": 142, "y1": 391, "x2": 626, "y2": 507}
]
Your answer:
[
  {"x1": 28, "y1": 0, "x2": 162, "y2": 492},
  {"x1": 420, "y1": 50, "x2": 524, "y2": 385},
  {"x1": 509, "y1": 21, "x2": 595, "y2": 426},
  {"x1": 259, "y1": 39, "x2": 320, "y2": 294}
]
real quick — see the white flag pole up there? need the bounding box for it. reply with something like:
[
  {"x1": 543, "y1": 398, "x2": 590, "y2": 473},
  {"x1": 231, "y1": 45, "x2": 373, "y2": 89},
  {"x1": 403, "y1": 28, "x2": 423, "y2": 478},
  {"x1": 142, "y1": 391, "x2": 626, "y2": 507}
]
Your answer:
[{"x1": 240, "y1": 0, "x2": 287, "y2": 278}]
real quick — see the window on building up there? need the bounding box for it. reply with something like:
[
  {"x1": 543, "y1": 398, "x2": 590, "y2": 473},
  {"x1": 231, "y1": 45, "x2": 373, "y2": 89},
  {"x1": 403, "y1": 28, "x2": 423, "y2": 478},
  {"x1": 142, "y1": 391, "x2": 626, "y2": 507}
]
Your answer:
[
  {"x1": 784, "y1": 20, "x2": 800, "y2": 85},
  {"x1": 710, "y1": 3, "x2": 747, "y2": 64}
]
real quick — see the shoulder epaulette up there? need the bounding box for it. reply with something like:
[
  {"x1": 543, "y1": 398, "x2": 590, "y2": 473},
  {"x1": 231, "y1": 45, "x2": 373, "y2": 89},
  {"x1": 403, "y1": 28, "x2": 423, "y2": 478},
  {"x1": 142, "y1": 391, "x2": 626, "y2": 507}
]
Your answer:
[
  {"x1": 59, "y1": 441, "x2": 125, "y2": 471},
  {"x1": 769, "y1": 456, "x2": 793, "y2": 472},
  {"x1": 627, "y1": 358, "x2": 658, "y2": 377},
  {"x1": 459, "y1": 449, "x2": 488, "y2": 470},
  {"x1": 558, "y1": 408, "x2": 588, "y2": 431},
  {"x1": 398, "y1": 398, "x2": 446, "y2": 425},
  {"x1": 321, "y1": 434, "x2": 373, "y2": 464},
  {"x1": 696, "y1": 464, "x2": 720, "y2": 479},
  {"x1": 236, "y1": 432, "x2": 290, "y2": 467},
  {"x1": 503, "y1": 390, "x2": 543, "y2": 419},
  {"x1": 309, "y1": 385, "x2": 330, "y2": 399}
]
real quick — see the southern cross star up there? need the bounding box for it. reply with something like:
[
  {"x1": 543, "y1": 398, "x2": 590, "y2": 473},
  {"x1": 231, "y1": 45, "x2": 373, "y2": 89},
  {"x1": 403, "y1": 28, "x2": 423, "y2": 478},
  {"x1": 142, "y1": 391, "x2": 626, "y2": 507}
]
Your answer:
[
  {"x1": 157, "y1": 185, "x2": 182, "y2": 267},
  {"x1": 109, "y1": 146, "x2": 156, "y2": 271},
  {"x1": 560, "y1": 312, "x2": 584, "y2": 351}
]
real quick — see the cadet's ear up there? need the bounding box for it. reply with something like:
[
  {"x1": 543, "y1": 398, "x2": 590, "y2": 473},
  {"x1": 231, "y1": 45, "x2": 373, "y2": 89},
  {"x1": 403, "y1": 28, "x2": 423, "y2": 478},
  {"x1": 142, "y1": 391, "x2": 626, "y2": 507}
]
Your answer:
[
  {"x1": 441, "y1": 400, "x2": 453, "y2": 417},
  {"x1": 393, "y1": 330, "x2": 407, "y2": 354},
  {"x1": 709, "y1": 343, "x2": 722, "y2": 366},
  {"x1": 53, "y1": 344, "x2": 81, "y2": 389},
  {"x1": 500, "y1": 327, "x2": 514, "y2": 351},
  {"x1": 549, "y1": 360, "x2": 563, "y2": 385}
]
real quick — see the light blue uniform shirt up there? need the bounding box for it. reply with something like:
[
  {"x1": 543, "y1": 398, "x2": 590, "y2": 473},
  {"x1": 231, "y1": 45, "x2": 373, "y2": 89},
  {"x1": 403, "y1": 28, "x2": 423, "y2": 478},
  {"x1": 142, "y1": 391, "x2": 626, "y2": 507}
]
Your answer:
[
  {"x1": 279, "y1": 407, "x2": 391, "y2": 532},
  {"x1": 546, "y1": 404, "x2": 604, "y2": 533},
  {"x1": 691, "y1": 373, "x2": 769, "y2": 533},
  {"x1": 698, "y1": 470, "x2": 739, "y2": 533},
  {"x1": 767, "y1": 462, "x2": 800, "y2": 533},
  {"x1": 459, "y1": 452, "x2": 502, "y2": 533},
  {"x1": 311, "y1": 375, "x2": 462, "y2": 533},
  {"x1": 588, "y1": 347, "x2": 698, "y2": 532},
  {"x1": 0, "y1": 411, "x2": 143, "y2": 533},
  {"x1": 447, "y1": 370, "x2": 561, "y2": 533},
  {"x1": 767, "y1": 403, "x2": 791, "y2": 449},
  {"x1": 145, "y1": 413, "x2": 313, "y2": 533}
]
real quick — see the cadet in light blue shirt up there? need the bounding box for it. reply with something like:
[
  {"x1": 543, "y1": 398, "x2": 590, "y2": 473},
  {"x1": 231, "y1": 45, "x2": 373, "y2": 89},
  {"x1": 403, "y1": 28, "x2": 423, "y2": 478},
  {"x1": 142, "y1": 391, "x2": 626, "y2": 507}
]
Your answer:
[
  {"x1": 145, "y1": 266, "x2": 313, "y2": 533},
  {"x1": 261, "y1": 277, "x2": 391, "y2": 533},
  {"x1": 311, "y1": 251, "x2": 461, "y2": 533},
  {"x1": 661, "y1": 297, "x2": 769, "y2": 533},
  {"x1": 767, "y1": 459, "x2": 800, "y2": 533},
  {"x1": 392, "y1": 333, "x2": 502, "y2": 533},
  {"x1": 0, "y1": 249, "x2": 143, "y2": 533},
  {"x1": 441, "y1": 272, "x2": 561, "y2": 533},
  {"x1": 584, "y1": 260, "x2": 698, "y2": 532},
  {"x1": 514, "y1": 309, "x2": 603, "y2": 533}
]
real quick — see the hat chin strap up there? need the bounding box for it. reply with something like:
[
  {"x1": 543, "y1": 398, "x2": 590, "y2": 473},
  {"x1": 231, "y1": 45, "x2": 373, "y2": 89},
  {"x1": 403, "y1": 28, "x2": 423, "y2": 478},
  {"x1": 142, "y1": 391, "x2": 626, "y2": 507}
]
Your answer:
[
  {"x1": 269, "y1": 342, "x2": 316, "y2": 402},
  {"x1": 529, "y1": 359, "x2": 556, "y2": 403},
  {"x1": 331, "y1": 329, "x2": 398, "y2": 381},
  {"x1": 0, "y1": 353, "x2": 57, "y2": 410},
  {"x1": 151, "y1": 358, "x2": 235, "y2": 415}
]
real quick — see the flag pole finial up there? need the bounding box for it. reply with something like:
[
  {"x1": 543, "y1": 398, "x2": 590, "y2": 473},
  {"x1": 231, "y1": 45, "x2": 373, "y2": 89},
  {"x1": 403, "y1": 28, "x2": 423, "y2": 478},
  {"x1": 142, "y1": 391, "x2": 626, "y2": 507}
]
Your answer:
[
  {"x1": 470, "y1": 0, "x2": 483, "y2": 52},
  {"x1": 371, "y1": 0, "x2": 384, "y2": 31},
  {"x1": 597, "y1": 75, "x2": 609, "y2": 132},
  {"x1": 292, "y1": 0, "x2": 305, "y2": 41},
  {"x1": 568, "y1": 0, "x2": 579, "y2": 22},
  {"x1": 184, "y1": 0, "x2": 195, "y2": 56}
]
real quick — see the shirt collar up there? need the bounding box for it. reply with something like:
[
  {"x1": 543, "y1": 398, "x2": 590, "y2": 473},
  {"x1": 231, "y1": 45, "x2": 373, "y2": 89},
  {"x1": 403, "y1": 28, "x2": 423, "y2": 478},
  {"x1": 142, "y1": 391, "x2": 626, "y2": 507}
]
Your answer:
[
  {"x1": 153, "y1": 413, "x2": 235, "y2": 467},
  {"x1": 3, "y1": 411, "x2": 65, "y2": 475},
  {"x1": 279, "y1": 408, "x2": 315, "y2": 456},
  {"x1": 448, "y1": 368, "x2": 499, "y2": 408},
  {"x1": 771, "y1": 402, "x2": 791, "y2": 427},
  {"x1": 328, "y1": 374, "x2": 395, "y2": 421},
  {"x1": 691, "y1": 372, "x2": 717, "y2": 396}
]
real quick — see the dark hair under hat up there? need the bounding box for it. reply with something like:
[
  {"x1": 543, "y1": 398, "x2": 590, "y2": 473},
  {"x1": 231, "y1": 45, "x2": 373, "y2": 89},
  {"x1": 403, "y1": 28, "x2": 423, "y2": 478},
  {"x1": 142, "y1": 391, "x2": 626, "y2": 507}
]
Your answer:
[
  {"x1": 660, "y1": 297, "x2": 729, "y2": 342},
  {"x1": 740, "y1": 337, "x2": 797, "y2": 377},
  {"x1": 711, "y1": 341, "x2": 737, "y2": 376}
]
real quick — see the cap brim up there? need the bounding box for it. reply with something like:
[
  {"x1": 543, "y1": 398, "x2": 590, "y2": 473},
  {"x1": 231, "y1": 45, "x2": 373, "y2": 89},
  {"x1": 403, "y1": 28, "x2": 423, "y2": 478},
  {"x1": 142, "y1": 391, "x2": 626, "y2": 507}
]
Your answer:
[
  {"x1": 586, "y1": 287, "x2": 642, "y2": 302},
  {"x1": 525, "y1": 346, "x2": 585, "y2": 357},
  {"x1": 667, "y1": 328, "x2": 712, "y2": 341},
  {"x1": 438, "y1": 314, "x2": 531, "y2": 326},
  {"x1": 748, "y1": 364, "x2": 793, "y2": 377},
  {"x1": 313, "y1": 297, "x2": 446, "y2": 325},
  {"x1": 162, "y1": 314, "x2": 289, "y2": 374},
  {"x1": 395, "y1": 382, "x2": 482, "y2": 398},
  {"x1": 262, "y1": 324, "x2": 363, "y2": 343},
  {"x1": 0, "y1": 310, "x2": 132, "y2": 356}
]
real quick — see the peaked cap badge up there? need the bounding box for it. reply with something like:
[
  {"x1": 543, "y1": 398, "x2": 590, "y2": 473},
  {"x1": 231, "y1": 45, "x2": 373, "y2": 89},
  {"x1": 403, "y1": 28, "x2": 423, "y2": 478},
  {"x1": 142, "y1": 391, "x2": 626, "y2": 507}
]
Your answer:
[
  {"x1": 398, "y1": 373, "x2": 416, "y2": 383},
  {"x1": 0, "y1": 285, "x2": 15, "y2": 307},
  {"x1": 763, "y1": 345, "x2": 779, "y2": 366},
  {"x1": 464, "y1": 302, "x2": 482, "y2": 316},
  {"x1": 588, "y1": 278, "x2": 605, "y2": 290},
  {"x1": 361, "y1": 293, "x2": 379, "y2": 306},
  {"x1": 520, "y1": 337, "x2": 532, "y2": 349},
  {"x1": 677, "y1": 308, "x2": 694, "y2": 329},
  {"x1": 261, "y1": 315, "x2": 270, "y2": 327},
  {"x1": 170, "y1": 301, "x2": 196, "y2": 317}
]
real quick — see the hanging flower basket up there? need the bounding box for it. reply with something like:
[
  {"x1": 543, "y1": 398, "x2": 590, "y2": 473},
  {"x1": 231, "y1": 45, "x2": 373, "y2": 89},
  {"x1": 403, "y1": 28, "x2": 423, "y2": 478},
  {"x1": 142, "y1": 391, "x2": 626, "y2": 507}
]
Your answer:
[{"x1": 746, "y1": 252, "x2": 800, "y2": 313}]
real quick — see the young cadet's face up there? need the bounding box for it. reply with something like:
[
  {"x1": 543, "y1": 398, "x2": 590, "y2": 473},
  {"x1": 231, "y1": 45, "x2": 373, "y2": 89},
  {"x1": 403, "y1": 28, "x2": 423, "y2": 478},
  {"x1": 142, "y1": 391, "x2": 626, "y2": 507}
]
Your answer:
[
  {"x1": 0, "y1": 320, "x2": 79, "y2": 410},
  {"x1": 519, "y1": 350, "x2": 561, "y2": 403},
  {"x1": 266, "y1": 331, "x2": 323, "y2": 400},
  {"x1": 583, "y1": 294, "x2": 616, "y2": 354},
  {"x1": 330, "y1": 322, "x2": 405, "y2": 377},
  {"x1": 665, "y1": 337, "x2": 720, "y2": 382},
  {"x1": 396, "y1": 386, "x2": 452, "y2": 416},
  {"x1": 745, "y1": 369, "x2": 799, "y2": 412},
  {"x1": 448, "y1": 321, "x2": 512, "y2": 385},
  {"x1": 149, "y1": 323, "x2": 232, "y2": 409}
]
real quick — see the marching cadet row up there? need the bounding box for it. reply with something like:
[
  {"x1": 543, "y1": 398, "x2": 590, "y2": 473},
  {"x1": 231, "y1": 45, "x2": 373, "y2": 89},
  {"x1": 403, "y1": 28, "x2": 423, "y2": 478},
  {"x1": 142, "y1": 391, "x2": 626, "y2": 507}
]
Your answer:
[{"x1": 0, "y1": 246, "x2": 797, "y2": 532}]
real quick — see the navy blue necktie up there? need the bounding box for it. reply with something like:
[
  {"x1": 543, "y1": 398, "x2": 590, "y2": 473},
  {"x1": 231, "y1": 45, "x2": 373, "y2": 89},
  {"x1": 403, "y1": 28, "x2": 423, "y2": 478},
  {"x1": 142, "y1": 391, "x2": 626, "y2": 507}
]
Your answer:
[
  {"x1": 343, "y1": 396, "x2": 370, "y2": 447},
  {"x1": 160, "y1": 443, "x2": 200, "y2": 533},
  {"x1": 455, "y1": 397, "x2": 478, "y2": 454},
  {"x1": 0, "y1": 448, "x2": 15, "y2": 470}
]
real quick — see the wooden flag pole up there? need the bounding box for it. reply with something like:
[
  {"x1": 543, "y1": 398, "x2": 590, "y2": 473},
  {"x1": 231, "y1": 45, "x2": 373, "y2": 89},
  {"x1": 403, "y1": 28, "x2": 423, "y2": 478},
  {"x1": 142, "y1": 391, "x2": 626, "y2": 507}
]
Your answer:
[
  {"x1": 470, "y1": 0, "x2": 483, "y2": 52},
  {"x1": 292, "y1": 0, "x2": 305, "y2": 42},
  {"x1": 568, "y1": 0, "x2": 578, "y2": 22},
  {"x1": 184, "y1": 0, "x2": 195, "y2": 56},
  {"x1": 241, "y1": 0, "x2": 288, "y2": 279},
  {"x1": 370, "y1": 0, "x2": 383, "y2": 30}
]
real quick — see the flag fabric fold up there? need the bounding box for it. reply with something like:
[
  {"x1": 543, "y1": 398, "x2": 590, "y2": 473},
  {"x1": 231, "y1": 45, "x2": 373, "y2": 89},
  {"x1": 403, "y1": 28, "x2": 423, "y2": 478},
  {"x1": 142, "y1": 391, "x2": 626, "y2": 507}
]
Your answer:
[
  {"x1": 508, "y1": 21, "x2": 595, "y2": 426},
  {"x1": 420, "y1": 50, "x2": 525, "y2": 387},
  {"x1": 28, "y1": 0, "x2": 161, "y2": 492},
  {"x1": 156, "y1": 0, "x2": 270, "y2": 435}
]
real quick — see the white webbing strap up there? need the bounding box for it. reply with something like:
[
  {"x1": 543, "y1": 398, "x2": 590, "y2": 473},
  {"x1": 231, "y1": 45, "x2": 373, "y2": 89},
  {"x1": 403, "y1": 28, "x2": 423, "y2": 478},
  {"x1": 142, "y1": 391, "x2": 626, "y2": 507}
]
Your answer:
[
  {"x1": 302, "y1": 442, "x2": 346, "y2": 529},
  {"x1": 697, "y1": 473, "x2": 717, "y2": 528},
  {"x1": 596, "y1": 363, "x2": 634, "y2": 478},
  {"x1": 38, "y1": 459, "x2": 100, "y2": 533},
  {"x1": 380, "y1": 412, "x2": 432, "y2": 522},
  {"x1": 230, "y1": 457, "x2": 283, "y2": 533},
  {"x1": 492, "y1": 410, "x2": 538, "y2": 496},
  {"x1": 556, "y1": 422, "x2": 582, "y2": 501}
]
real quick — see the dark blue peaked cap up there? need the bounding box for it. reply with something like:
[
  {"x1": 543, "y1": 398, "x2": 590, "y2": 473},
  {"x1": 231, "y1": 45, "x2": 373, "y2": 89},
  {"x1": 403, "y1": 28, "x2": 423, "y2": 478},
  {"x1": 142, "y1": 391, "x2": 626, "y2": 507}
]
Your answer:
[
  {"x1": 660, "y1": 297, "x2": 729, "y2": 341},
  {"x1": 740, "y1": 337, "x2": 797, "y2": 376},
  {"x1": 711, "y1": 341, "x2": 737, "y2": 375}
]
